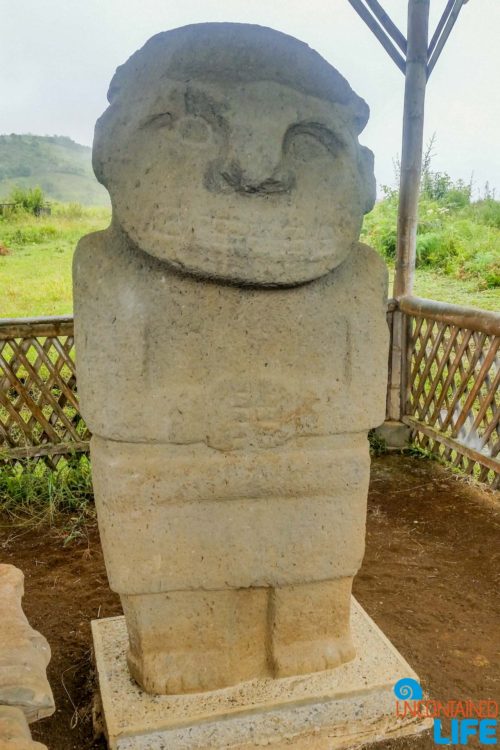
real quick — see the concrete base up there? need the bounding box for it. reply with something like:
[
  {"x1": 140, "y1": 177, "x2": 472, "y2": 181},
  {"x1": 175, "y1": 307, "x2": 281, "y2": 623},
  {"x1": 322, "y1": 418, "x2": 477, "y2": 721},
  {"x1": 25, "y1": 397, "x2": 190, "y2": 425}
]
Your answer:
[
  {"x1": 92, "y1": 598, "x2": 432, "y2": 750},
  {"x1": 375, "y1": 421, "x2": 412, "y2": 450}
]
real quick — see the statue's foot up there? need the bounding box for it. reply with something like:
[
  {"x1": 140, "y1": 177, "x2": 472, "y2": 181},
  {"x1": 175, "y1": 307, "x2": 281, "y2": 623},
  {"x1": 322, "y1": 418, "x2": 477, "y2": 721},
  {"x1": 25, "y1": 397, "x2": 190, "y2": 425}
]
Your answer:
[
  {"x1": 270, "y1": 577, "x2": 355, "y2": 678},
  {"x1": 127, "y1": 648, "x2": 247, "y2": 694},
  {"x1": 121, "y1": 588, "x2": 270, "y2": 695},
  {"x1": 272, "y1": 634, "x2": 355, "y2": 678}
]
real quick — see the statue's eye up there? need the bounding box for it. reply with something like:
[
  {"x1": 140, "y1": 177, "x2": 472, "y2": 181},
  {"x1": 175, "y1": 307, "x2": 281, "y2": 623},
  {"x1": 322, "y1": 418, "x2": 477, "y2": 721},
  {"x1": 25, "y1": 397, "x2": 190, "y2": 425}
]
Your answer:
[
  {"x1": 177, "y1": 117, "x2": 211, "y2": 143},
  {"x1": 287, "y1": 132, "x2": 327, "y2": 162},
  {"x1": 140, "y1": 113, "x2": 211, "y2": 144},
  {"x1": 142, "y1": 112, "x2": 174, "y2": 130},
  {"x1": 285, "y1": 124, "x2": 342, "y2": 162}
]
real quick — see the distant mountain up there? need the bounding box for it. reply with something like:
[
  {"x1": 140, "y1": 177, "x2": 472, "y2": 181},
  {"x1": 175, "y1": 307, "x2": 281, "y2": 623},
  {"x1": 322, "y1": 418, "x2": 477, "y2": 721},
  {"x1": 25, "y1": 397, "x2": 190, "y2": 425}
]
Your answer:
[{"x1": 0, "y1": 134, "x2": 109, "y2": 206}]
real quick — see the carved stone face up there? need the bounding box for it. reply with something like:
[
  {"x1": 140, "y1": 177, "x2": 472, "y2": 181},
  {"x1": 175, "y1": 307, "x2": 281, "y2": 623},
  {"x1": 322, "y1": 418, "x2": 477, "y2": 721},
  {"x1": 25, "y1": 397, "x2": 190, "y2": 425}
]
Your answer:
[{"x1": 94, "y1": 25, "x2": 375, "y2": 285}]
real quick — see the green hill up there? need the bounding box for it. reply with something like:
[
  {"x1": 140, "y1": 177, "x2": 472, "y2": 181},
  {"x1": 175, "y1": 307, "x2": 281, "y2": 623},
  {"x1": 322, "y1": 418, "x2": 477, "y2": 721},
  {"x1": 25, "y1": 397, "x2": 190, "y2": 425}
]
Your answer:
[{"x1": 0, "y1": 134, "x2": 109, "y2": 206}]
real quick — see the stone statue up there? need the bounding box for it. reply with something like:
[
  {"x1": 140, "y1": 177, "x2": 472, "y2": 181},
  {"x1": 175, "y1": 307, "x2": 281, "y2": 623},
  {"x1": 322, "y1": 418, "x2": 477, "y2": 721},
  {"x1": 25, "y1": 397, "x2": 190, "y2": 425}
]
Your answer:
[
  {"x1": 74, "y1": 23, "x2": 388, "y2": 695},
  {"x1": 0, "y1": 564, "x2": 53, "y2": 750}
]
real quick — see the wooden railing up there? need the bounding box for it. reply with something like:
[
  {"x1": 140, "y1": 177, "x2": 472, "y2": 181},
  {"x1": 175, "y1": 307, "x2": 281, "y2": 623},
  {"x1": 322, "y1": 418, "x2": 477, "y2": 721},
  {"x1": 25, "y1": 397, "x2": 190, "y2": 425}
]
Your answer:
[
  {"x1": 0, "y1": 302, "x2": 498, "y2": 487},
  {"x1": 400, "y1": 297, "x2": 499, "y2": 488}
]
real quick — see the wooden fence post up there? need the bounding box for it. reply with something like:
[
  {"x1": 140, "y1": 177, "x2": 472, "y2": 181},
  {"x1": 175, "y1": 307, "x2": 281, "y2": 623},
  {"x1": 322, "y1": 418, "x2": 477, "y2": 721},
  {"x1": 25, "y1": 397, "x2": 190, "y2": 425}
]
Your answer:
[{"x1": 391, "y1": 0, "x2": 430, "y2": 420}]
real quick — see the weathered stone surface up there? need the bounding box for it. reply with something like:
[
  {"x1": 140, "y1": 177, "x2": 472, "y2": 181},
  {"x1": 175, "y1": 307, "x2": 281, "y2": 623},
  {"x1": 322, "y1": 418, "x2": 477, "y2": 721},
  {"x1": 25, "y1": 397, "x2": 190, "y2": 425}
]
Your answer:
[
  {"x1": 91, "y1": 434, "x2": 369, "y2": 593},
  {"x1": 116, "y1": 578, "x2": 356, "y2": 695},
  {"x1": 75, "y1": 237, "x2": 387, "y2": 444},
  {"x1": 74, "y1": 23, "x2": 389, "y2": 696},
  {"x1": 121, "y1": 588, "x2": 270, "y2": 695},
  {"x1": 0, "y1": 706, "x2": 47, "y2": 750},
  {"x1": 92, "y1": 24, "x2": 375, "y2": 286},
  {"x1": 91, "y1": 601, "x2": 433, "y2": 750},
  {"x1": 0, "y1": 566, "x2": 54, "y2": 723}
]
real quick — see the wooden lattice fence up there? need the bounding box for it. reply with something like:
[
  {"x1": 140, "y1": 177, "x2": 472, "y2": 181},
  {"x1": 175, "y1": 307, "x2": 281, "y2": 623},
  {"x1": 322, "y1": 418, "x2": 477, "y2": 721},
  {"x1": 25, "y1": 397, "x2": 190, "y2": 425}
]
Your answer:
[
  {"x1": 400, "y1": 297, "x2": 499, "y2": 488},
  {"x1": 0, "y1": 301, "x2": 499, "y2": 486},
  {"x1": 0, "y1": 317, "x2": 89, "y2": 467}
]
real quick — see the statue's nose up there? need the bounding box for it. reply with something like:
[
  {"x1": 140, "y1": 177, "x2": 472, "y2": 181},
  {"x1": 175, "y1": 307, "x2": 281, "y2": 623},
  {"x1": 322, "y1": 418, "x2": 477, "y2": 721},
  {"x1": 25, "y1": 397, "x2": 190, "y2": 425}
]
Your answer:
[
  {"x1": 220, "y1": 159, "x2": 293, "y2": 194},
  {"x1": 213, "y1": 129, "x2": 293, "y2": 195}
]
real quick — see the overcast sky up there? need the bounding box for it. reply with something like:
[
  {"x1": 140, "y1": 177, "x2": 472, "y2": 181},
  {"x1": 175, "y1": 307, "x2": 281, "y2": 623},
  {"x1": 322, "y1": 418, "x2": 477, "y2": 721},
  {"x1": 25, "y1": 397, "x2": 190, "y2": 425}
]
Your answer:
[{"x1": 1, "y1": 0, "x2": 498, "y2": 198}]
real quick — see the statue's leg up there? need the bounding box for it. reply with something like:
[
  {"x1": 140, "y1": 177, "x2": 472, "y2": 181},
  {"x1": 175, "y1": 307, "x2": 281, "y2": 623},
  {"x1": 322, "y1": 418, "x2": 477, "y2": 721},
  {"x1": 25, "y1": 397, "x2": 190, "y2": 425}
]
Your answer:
[
  {"x1": 121, "y1": 587, "x2": 270, "y2": 694},
  {"x1": 270, "y1": 577, "x2": 355, "y2": 678}
]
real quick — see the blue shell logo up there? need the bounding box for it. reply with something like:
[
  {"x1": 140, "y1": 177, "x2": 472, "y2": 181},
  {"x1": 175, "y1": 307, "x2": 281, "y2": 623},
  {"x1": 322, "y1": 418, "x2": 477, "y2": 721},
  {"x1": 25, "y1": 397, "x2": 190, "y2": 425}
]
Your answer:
[{"x1": 394, "y1": 678, "x2": 423, "y2": 700}]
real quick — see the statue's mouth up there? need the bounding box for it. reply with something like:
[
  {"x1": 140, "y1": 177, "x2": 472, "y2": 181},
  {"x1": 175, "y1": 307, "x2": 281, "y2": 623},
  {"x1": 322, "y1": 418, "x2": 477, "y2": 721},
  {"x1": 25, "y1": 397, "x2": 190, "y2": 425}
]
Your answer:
[{"x1": 134, "y1": 228, "x2": 350, "y2": 288}]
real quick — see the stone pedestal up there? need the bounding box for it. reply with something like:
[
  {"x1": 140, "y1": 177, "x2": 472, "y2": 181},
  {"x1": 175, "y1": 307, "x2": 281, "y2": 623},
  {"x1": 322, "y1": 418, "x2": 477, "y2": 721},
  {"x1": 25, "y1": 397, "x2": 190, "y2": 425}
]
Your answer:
[{"x1": 92, "y1": 599, "x2": 432, "y2": 750}]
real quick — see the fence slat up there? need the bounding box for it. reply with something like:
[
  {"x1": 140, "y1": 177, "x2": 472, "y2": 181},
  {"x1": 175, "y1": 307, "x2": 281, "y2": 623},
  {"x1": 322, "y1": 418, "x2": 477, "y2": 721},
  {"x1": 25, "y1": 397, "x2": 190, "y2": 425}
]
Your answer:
[
  {"x1": 403, "y1": 417, "x2": 499, "y2": 475},
  {"x1": 426, "y1": 328, "x2": 473, "y2": 427},
  {"x1": 418, "y1": 324, "x2": 459, "y2": 421}
]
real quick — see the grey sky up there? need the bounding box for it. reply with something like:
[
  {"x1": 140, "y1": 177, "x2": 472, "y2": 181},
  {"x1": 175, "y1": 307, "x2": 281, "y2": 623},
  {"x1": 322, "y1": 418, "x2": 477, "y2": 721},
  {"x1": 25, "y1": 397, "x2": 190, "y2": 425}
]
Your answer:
[{"x1": 1, "y1": 0, "x2": 498, "y2": 198}]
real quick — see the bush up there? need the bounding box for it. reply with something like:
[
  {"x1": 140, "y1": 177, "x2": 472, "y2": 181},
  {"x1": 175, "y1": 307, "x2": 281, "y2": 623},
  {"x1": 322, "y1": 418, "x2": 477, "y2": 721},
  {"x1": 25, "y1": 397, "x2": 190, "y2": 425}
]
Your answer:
[
  {"x1": 416, "y1": 230, "x2": 458, "y2": 272},
  {"x1": 462, "y1": 248, "x2": 500, "y2": 289},
  {"x1": 361, "y1": 190, "x2": 399, "y2": 261},
  {"x1": 9, "y1": 185, "x2": 46, "y2": 215},
  {"x1": 363, "y1": 174, "x2": 500, "y2": 290},
  {"x1": 466, "y1": 199, "x2": 500, "y2": 230},
  {"x1": 421, "y1": 170, "x2": 471, "y2": 208}
]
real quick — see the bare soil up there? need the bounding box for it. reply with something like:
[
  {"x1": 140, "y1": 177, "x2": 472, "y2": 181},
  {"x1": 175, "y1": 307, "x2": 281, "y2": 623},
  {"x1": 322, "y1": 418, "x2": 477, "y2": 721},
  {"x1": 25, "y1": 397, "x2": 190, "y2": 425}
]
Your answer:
[{"x1": 0, "y1": 454, "x2": 498, "y2": 750}]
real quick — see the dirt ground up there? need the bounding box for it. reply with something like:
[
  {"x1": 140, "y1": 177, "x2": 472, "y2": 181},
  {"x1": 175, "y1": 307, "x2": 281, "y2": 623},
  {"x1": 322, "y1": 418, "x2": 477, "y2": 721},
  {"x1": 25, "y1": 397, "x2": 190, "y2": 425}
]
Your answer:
[{"x1": 0, "y1": 453, "x2": 498, "y2": 750}]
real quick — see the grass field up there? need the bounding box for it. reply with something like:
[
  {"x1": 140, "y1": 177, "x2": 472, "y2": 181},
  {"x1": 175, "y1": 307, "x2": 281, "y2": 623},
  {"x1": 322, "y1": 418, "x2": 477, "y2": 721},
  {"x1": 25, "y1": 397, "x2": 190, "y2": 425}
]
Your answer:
[
  {"x1": 387, "y1": 267, "x2": 499, "y2": 310},
  {"x1": 0, "y1": 205, "x2": 498, "y2": 318},
  {"x1": 0, "y1": 205, "x2": 109, "y2": 318}
]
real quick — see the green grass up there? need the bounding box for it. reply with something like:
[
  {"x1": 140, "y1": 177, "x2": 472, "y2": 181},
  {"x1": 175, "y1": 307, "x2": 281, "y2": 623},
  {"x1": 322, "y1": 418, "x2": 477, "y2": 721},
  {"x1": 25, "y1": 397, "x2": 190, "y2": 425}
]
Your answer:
[
  {"x1": 0, "y1": 204, "x2": 109, "y2": 318},
  {"x1": 388, "y1": 267, "x2": 499, "y2": 310},
  {"x1": 0, "y1": 455, "x2": 95, "y2": 542}
]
